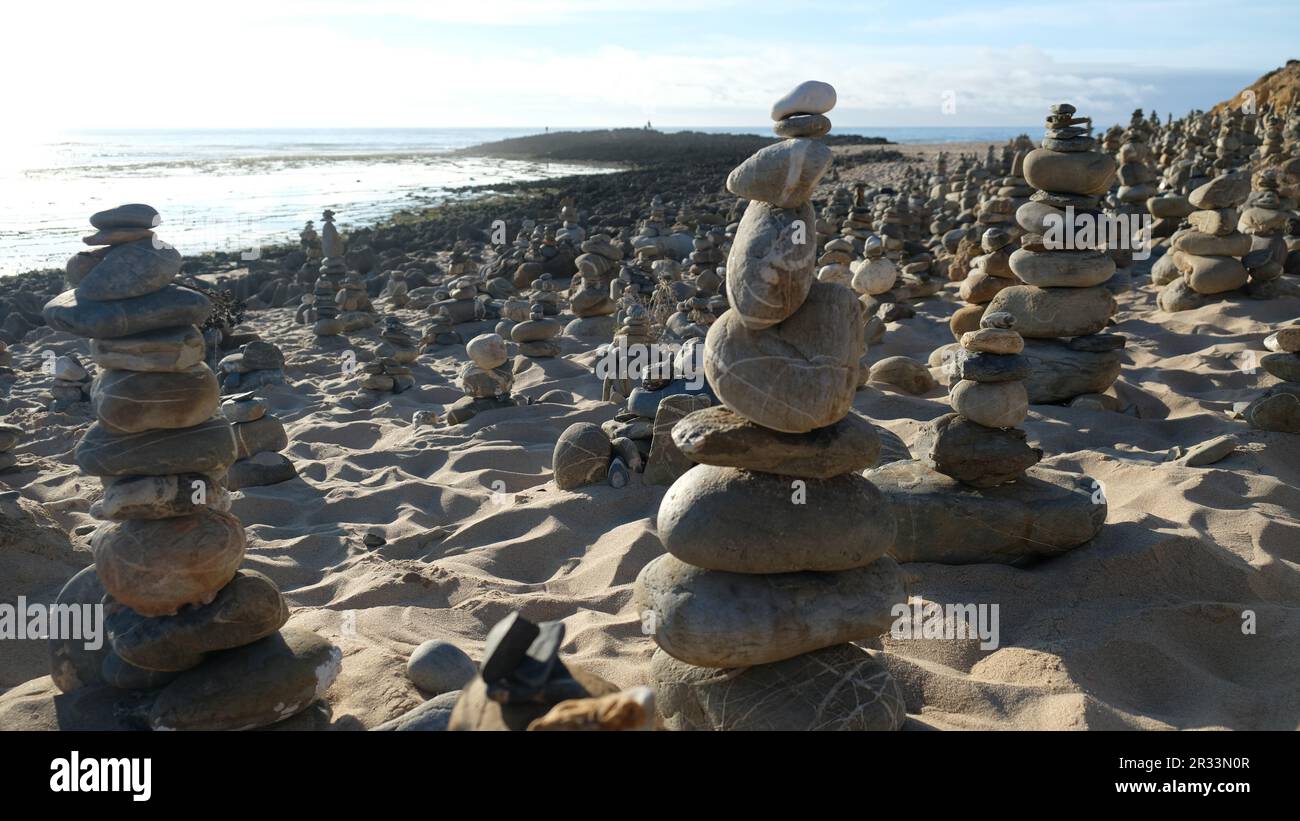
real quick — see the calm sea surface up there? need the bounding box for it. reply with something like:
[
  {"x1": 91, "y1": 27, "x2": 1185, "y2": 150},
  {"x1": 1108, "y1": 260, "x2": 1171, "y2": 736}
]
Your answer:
[{"x1": 0, "y1": 126, "x2": 1033, "y2": 276}]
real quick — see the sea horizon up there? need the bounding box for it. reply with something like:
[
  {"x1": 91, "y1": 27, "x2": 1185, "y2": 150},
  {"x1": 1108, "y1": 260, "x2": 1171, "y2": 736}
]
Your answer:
[{"x1": 1, "y1": 125, "x2": 1036, "y2": 277}]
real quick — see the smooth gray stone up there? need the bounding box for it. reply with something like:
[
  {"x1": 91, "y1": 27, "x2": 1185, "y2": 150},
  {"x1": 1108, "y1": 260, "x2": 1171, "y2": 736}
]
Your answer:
[
  {"x1": 149, "y1": 628, "x2": 341, "y2": 731},
  {"x1": 1261, "y1": 352, "x2": 1300, "y2": 383},
  {"x1": 225, "y1": 452, "x2": 297, "y2": 490},
  {"x1": 643, "y1": 394, "x2": 712, "y2": 486},
  {"x1": 651, "y1": 644, "x2": 905, "y2": 731},
  {"x1": 406, "y1": 640, "x2": 476, "y2": 694},
  {"x1": 552, "y1": 423, "x2": 610, "y2": 490},
  {"x1": 232, "y1": 415, "x2": 288, "y2": 460},
  {"x1": 76, "y1": 416, "x2": 238, "y2": 478},
  {"x1": 48, "y1": 566, "x2": 176, "y2": 694},
  {"x1": 1018, "y1": 337, "x2": 1122, "y2": 403},
  {"x1": 373, "y1": 691, "x2": 462, "y2": 731},
  {"x1": 634, "y1": 553, "x2": 903, "y2": 668},
  {"x1": 107, "y1": 570, "x2": 288, "y2": 672},
  {"x1": 75, "y1": 239, "x2": 181, "y2": 301},
  {"x1": 914, "y1": 412, "x2": 1042, "y2": 488},
  {"x1": 1244, "y1": 384, "x2": 1300, "y2": 433},
  {"x1": 949, "y1": 349, "x2": 1032, "y2": 383},
  {"x1": 869, "y1": 460, "x2": 1106, "y2": 564},
  {"x1": 671, "y1": 405, "x2": 880, "y2": 479},
  {"x1": 724, "y1": 199, "x2": 817, "y2": 329},
  {"x1": 44, "y1": 286, "x2": 211, "y2": 339},
  {"x1": 656, "y1": 464, "x2": 896, "y2": 573},
  {"x1": 90, "y1": 203, "x2": 159, "y2": 230},
  {"x1": 90, "y1": 325, "x2": 205, "y2": 372}
]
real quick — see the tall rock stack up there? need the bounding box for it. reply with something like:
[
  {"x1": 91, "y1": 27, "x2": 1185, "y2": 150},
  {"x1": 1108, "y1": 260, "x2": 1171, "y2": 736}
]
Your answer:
[
  {"x1": 635, "y1": 83, "x2": 908, "y2": 731},
  {"x1": 1238, "y1": 171, "x2": 1290, "y2": 299},
  {"x1": 313, "y1": 209, "x2": 347, "y2": 338},
  {"x1": 43, "y1": 205, "x2": 339, "y2": 730},
  {"x1": 987, "y1": 104, "x2": 1126, "y2": 405},
  {"x1": 1160, "y1": 171, "x2": 1252, "y2": 312}
]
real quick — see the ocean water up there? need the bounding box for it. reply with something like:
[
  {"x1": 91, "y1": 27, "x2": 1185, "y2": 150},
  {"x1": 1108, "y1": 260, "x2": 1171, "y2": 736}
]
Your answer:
[{"x1": 0, "y1": 126, "x2": 1032, "y2": 277}]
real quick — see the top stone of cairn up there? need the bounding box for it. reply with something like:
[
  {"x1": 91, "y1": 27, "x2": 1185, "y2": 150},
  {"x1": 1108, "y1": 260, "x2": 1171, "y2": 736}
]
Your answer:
[
  {"x1": 90, "y1": 204, "x2": 161, "y2": 231},
  {"x1": 770, "y1": 81, "x2": 837, "y2": 121}
]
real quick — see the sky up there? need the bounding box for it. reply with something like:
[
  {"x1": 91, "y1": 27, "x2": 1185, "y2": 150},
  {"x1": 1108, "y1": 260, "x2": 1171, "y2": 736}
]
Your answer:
[{"x1": 6, "y1": 0, "x2": 1298, "y2": 133}]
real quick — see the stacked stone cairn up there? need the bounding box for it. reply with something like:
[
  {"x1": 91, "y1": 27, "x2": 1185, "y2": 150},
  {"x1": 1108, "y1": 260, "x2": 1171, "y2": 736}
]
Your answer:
[
  {"x1": 633, "y1": 82, "x2": 908, "y2": 731},
  {"x1": 1238, "y1": 170, "x2": 1291, "y2": 299},
  {"x1": 313, "y1": 209, "x2": 348, "y2": 338},
  {"x1": 983, "y1": 103, "x2": 1126, "y2": 405},
  {"x1": 425, "y1": 307, "x2": 463, "y2": 348},
  {"x1": 1241, "y1": 324, "x2": 1300, "y2": 433},
  {"x1": 217, "y1": 339, "x2": 285, "y2": 393},
  {"x1": 951, "y1": 226, "x2": 1019, "y2": 338},
  {"x1": 1160, "y1": 171, "x2": 1253, "y2": 311},
  {"x1": 359, "y1": 357, "x2": 414, "y2": 396},
  {"x1": 43, "y1": 204, "x2": 339, "y2": 730},
  {"x1": 223, "y1": 392, "x2": 296, "y2": 490},
  {"x1": 511, "y1": 304, "x2": 562, "y2": 358},
  {"x1": 446, "y1": 333, "x2": 517, "y2": 425},
  {"x1": 295, "y1": 292, "x2": 317, "y2": 325},
  {"x1": 51, "y1": 354, "x2": 93, "y2": 410},
  {"x1": 565, "y1": 249, "x2": 620, "y2": 339},
  {"x1": 377, "y1": 315, "x2": 420, "y2": 364}
]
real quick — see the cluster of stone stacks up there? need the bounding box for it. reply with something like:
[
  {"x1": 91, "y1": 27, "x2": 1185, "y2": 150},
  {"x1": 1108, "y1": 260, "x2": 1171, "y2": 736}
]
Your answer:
[
  {"x1": 51, "y1": 354, "x2": 92, "y2": 410},
  {"x1": 223, "y1": 392, "x2": 296, "y2": 490},
  {"x1": 510, "y1": 304, "x2": 563, "y2": 358},
  {"x1": 984, "y1": 103, "x2": 1126, "y2": 406},
  {"x1": 0, "y1": 423, "x2": 19, "y2": 472},
  {"x1": 1160, "y1": 171, "x2": 1253, "y2": 312},
  {"x1": 43, "y1": 205, "x2": 339, "y2": 730},
  {"x1": 446, "y1": 333, "x2": 518, "y2": 425},
  {"x1": 217, "y1": 339, "x2": 285, "y2": 394},
  {"x1": 1242, "y1": 325, "x2": 1300, "y2": 433},
  {"x1": 632, "y1": 83, "x2": 907, "y2": 731},
  {"x1": 553, "y1": 421, "x2": 632, "y2": 490}
]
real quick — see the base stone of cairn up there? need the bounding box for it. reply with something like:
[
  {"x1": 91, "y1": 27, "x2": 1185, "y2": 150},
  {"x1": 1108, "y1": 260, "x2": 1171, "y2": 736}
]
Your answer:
[
  {"x1": 872, "y1": 312, "x2": 1106, "y2": 564},
  {"x1": 1241, "y1": 325, "x2": 1300, "y2": 433},
  {"x1": 985, "y1": 103, "x2": 1125, "y2": 405},
  {"x1": 634, "y1": 82, "x2": 906, "y2": 731},
  {"x1": 41, "y1": 205, "x2": 339, "y2": 730}
]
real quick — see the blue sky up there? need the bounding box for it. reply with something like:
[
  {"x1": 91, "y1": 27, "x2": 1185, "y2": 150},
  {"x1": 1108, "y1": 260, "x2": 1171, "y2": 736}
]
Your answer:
[{"x1": 7, "y1": 0, "x2": 1297, "y2": 131}]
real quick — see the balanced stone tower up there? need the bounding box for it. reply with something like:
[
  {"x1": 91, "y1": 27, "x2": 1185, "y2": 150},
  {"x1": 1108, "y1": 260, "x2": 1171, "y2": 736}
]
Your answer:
[
  {"x1": 634, "y1": 83, "x2": 907, "y2": 731},
  {"x1": 43, "y1": 205, "x2": 340, "y2": 730},
  {"x1": 1160, "y1": 171, "x2": 1252, "y2": 311},
  {"x1": 1242, "y1": 324, "x2": 1300, "y2": 433},
  {"x1": 986, "y1": 103, "x2": 1126, "y2": 405}
]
